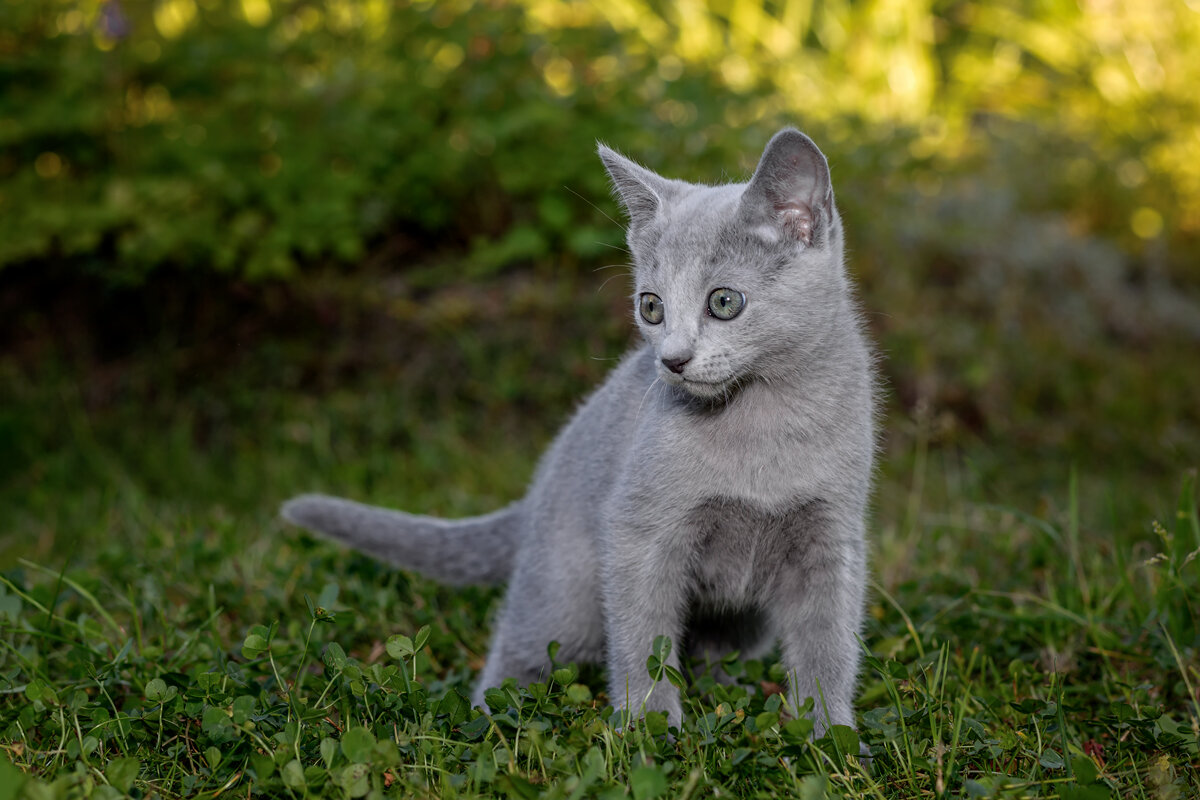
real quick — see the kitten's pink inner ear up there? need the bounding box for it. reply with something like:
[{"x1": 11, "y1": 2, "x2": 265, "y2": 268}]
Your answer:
[{"x1": 778, "y1": 206, "x2": 813, "y2": 246}]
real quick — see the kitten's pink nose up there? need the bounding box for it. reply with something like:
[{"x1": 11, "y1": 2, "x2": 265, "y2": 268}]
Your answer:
[{"x1": 661, "y1": 355, "x2": 691, "y2": 374}]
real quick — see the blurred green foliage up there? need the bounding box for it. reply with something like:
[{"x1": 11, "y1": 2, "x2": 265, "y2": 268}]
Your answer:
[
  {"x1": 3, "y1": 0, "x2": 1199, "y2": 285},
  {"x1": 1, "y1": 0, "x2": 746, "y2": 280}
]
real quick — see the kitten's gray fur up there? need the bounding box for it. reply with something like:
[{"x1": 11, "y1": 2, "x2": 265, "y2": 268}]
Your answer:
[{"x1": 282, "y1": 129, "x2": 876, "y2": 734}]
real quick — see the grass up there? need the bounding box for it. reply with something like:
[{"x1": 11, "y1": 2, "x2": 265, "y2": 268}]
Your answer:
[{"x1": 1, "y1": 270, "x2": 1198, "y2": 799}]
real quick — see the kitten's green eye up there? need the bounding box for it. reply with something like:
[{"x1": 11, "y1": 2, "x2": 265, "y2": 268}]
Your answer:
[
  {"x1": 707, "y1": 288, "x2": 745, "y2": 320},
  {"x1": 639, "y1": 293, "x2": 664, "y2": 325}
]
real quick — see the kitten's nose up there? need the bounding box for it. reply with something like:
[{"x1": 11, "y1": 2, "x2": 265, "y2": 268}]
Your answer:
[{"x1": 661, "y1": 355, "x2": 691, "y2": 374}]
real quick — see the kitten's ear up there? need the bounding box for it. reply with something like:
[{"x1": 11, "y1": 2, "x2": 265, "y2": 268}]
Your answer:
[
  {"x1": 597, "y1": 144, "x2": 679, "y2": 230},
  {"x1": 738, "y1": 128, "x2": 833, "y2": 247}
]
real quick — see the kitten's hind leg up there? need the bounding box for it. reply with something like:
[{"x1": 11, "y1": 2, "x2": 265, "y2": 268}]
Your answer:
[
  {"x1": 471, "y1": 646, "x2": 550, "y2": 709},
  {"x1": 470, "y1": 559, "x2": 606, "y2": 709}
]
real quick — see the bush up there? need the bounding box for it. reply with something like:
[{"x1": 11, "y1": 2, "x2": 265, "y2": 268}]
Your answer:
[
  {"x1": 3, "y1": 0, "x2": 1198, "y2": 294},
  {"x1": 0, "y1": 0, "x2": 772, "y2": 282}
]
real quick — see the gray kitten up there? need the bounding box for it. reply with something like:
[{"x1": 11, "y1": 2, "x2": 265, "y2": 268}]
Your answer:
[{"x1": 282, "y1": 128, "x2": 875, "y2": 735}]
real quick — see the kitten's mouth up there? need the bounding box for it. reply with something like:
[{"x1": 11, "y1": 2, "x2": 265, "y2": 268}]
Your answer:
[{"x1": 664, "y1": 372, "x2": 738, "y2": 400}]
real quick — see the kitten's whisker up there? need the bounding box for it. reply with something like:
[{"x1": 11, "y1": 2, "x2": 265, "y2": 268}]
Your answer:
[
  {"x1": 635, "y1": 374, "x2": 662, "y2": 426},
  {"x1": 564, "y1": 185, "x2": 625, "y2": 232},
  {"x1": 587, "y1": 236, "x2": 631, "y2": 255},
  {"x1": 598, "y1": 272, "x2": 633, "y2": 292}
]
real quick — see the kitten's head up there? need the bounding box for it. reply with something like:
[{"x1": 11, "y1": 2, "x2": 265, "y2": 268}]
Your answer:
[{"x1": 599, "y1": 129, "x2": 847, "y2": 401}]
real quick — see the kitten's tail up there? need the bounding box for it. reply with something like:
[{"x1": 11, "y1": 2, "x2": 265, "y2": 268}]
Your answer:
[{"x1": 280, "y1": 494, "x2": 522, "y2": 586}]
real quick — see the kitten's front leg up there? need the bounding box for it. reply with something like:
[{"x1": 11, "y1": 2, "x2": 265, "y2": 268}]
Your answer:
[
  {"x1": 768, "y1": 505, "x2": 867, "y2": 738},
  {"x1": 601, "y1": 521, "x2": 691, "y2": 729}
]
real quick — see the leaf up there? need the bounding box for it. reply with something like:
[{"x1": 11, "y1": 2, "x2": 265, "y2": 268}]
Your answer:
[
  {"x1": 798, "y1": 774, "x2": 828, "y2": 800},
  {"x1": 782, "y1": 718, "x2": 814, "y2": 742},
  {"x1": 581, "y1": 746, "x2": 605, "y2": 780},
  {"x1": 458, "y1": 714, "x2": 491, "y2": 741},
  {"x1": 755, "y1": 711, "x2": 780, "y2": 731},
  {"x1": 338, "y1": 763, "x2": 370, "y2": 798},
  {"x1": 483, "y1": 687, "x2": 510, "y2": 712},
  {"x1": 320, "y1": 737, "x2": 338, "y2": 769},
  {"x1": 144, "y1": 678, "x2": 168, "y2": 702},
  {"x1": 827, "y1": 724, "x2": 860, "y2": 756},
  {"x1": 1039, "y1": 748, "x2": 1065, "y2": 769},
  {"x1": 205, "y1": 747, "x2": 221, "y2": 769},
  {"x1": 405, "y1": 682, "x2": 429, "y2": 715},
  {"x1": 964, "y1": 779, "x2": 994, "y2": 797},
  {"x1": 66, "y1": 690, "x2": 88, "y2": 712},
  {"x1": 438, "y1": 689, "x2": 470, "y2": 726},
  {"x1": 566, "y1": 683, "x2": 592, "y2": 704},
  {"x1": 25, "y1": 679, "x2": 56, "y2": 705},
  {"x1": 0, "y1": 760, "x2": 27, "y2": 800},
  {"x1": 1105, "y1": 701, "x2": 1134, "y2": 722},
  {"x1": 250, "y1": 753, "x2": 274, "y2": 781},
  {"x1": 341, "y1": 726, "x2": 376, "y2": 764},
  {"x1": 281, "y1": 759, "x2": 306, "y2": 790},
  {"x1": 1071, "y1": 755, "x2": 1099, "y2": 785},
  {"x1": 630, "y1": 765, "x2": 667, "y2": 800},
  {"x1": 373, "y1": 740, "x2": 400, "y2": 766},
  {"x1": 201, "y1": 706, "x2": 233, "y2": 740},
  {"x1": 106, "y1": 757, "x2": 140, "y2": 793},
  {"x1": 651, "y1": 635, "x2": 673, "y2": 663},
  {"x1": 646, "y1": 653, "x2": 662, "y2": 676},
  {"x1": 497, "y1": 773, "x2": 541, "y2": 800},
  {"x1": 644, "y1": 711, "x2": 668, "y2": 736},
  {"x1": 323, "y1": 642, "x2": 348, "y2": 670},
  {"x1": 413, "y1": 624, "x2": 431, "y2": 651},
  {"x1": 241, "y1": 633, "x2": 269, "y2": 659},
  {"x1": 861, "y1": 706, "x2": 898, "y2": 737},
  {"x1": 552, "y1": 666, "x2": 578, "y2": 685},
  {"x1": 386, "y1": 634, "x2": 414, "y2": 660},
  {"x1": 232, "y1": 694, "x2": 256, "y2": 724}
]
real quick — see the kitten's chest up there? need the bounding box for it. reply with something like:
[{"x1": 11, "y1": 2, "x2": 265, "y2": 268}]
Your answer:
[
  {"x1": 658, "y1": 388, "x2": 855, "y2": 507},
  {"x1": 685, "y1": 497, "x2": 819, "y2": 607}
]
